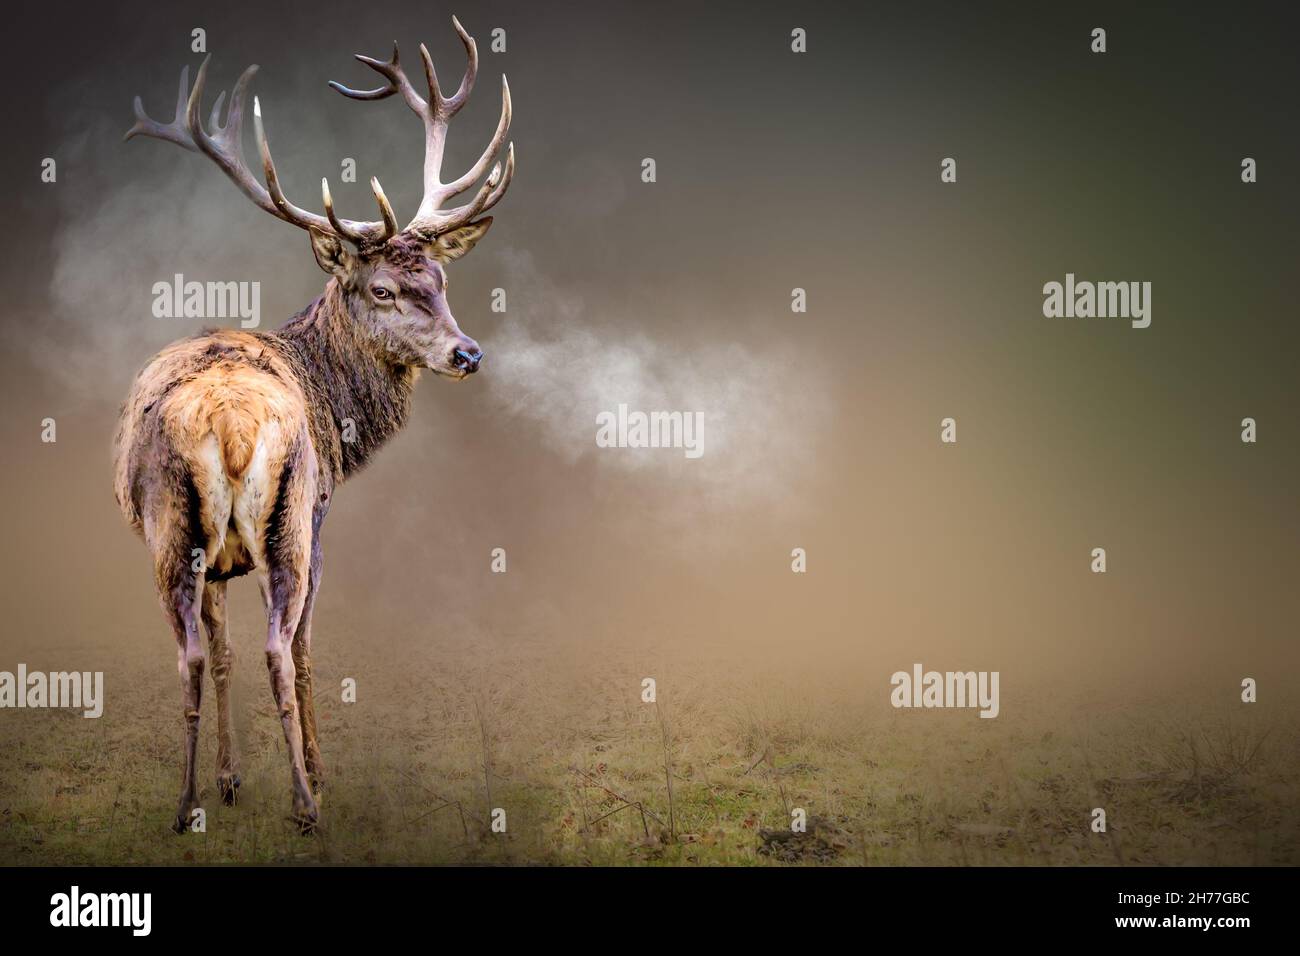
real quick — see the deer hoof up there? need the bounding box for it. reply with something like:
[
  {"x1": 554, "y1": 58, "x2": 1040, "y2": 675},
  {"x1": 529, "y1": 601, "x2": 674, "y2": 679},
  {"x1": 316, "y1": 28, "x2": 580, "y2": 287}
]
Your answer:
[
  {"x1": 172, "y1": 805, "x2": 198, "y2": 835},
  {"x1": 291, "y1": 806, "x2": 319, "y2": 836},
  {"x1": 217, "y1": 773, "x2": 241, "y2": 806}
]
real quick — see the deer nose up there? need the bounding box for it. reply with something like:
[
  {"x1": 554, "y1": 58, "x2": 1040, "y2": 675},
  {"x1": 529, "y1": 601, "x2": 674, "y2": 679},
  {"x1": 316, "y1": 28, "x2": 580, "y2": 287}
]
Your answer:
[{"x1": 452, "y1": 348, "x2": 483, "y2": 373}]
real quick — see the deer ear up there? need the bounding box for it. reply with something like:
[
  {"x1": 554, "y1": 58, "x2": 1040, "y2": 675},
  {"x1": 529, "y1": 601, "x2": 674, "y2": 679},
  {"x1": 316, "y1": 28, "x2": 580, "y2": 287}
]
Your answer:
[
  {"x1": 309, "y1": 227, "x2": 355, "y2": 278},
  {"x1": 429, "y1": 218, "x2": 492, "y2": 262}
]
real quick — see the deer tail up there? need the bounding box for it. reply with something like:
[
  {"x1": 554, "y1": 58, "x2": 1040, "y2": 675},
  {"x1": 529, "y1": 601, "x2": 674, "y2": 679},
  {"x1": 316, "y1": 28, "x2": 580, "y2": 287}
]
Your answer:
[{"x1": 211, "y1": 402, "x2": 259, "y2": 481}]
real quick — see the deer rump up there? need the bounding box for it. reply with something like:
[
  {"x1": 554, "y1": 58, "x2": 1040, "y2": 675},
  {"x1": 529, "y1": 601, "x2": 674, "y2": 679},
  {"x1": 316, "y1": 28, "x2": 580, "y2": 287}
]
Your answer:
[{"x1": 114, "y1": 329, "x2": 318, "y2": 584}]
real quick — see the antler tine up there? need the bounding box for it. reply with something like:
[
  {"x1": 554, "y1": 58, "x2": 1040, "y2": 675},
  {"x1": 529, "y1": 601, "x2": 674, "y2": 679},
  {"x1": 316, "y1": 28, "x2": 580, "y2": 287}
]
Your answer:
[
  {"x1": 477, "y1": 140, "x2": 515, "y2": 215},
  {"x1": 416, "y1": 24, "x2": 475, "y2": 118},
  {"x1": 322, "y1": 176, "x2": 399, "y2": 244},
  {"x1": 327, "y1": 43, "x2": 402, "y2": 102},
  {"x1": 410, "y1": 74, "x2": 511, "y2": 225},
  {"x1": 418, "y1": 162, "x2": 499, "y2": 237},
  {"x1": 417, "y1": 141, "x2": 514, "y2": 237},
  {"x1": 207, "y1": 90, "x2": 227, "y2": 132},
  {"x1": 248, "y1": 94, "x2": 336, "y2": 232},
  {"x1": 443, "y1": 15, "x2": 479, "y2": 114},
  {"x1": 322, "y1": 177, "x2": 357, "y2": 240},
  {"x1": 334, "y1": 43, "x2": 429, "y2": 115},
  {"x1": 248, "y1": 94, "x2": 293, "y2": 219},
  {"x1": 418, "y1": 44, "x2": 443, "y2": 109},
  {"x1": 217, "y1": 65, "x2": 258, "y2": 146},
  {"x1": 369, "y1": 178, "x2": 399, "y2": 237},
  {"x1": 183, "y1": 57, "x2": 283, "y2": 217},
  {"x1": 124, "y1": 64, "x2": 199, "y2": 151}
]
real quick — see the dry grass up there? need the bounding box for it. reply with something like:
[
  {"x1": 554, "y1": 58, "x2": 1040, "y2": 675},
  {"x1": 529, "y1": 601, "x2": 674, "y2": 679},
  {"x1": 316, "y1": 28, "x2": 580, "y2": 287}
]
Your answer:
[{"x1": 1, "y1": 632, "x2": 1296, "y2": 866}]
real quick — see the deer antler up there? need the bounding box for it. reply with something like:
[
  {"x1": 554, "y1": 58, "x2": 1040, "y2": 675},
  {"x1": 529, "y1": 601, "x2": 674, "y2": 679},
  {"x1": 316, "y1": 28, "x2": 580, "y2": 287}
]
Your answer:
[
  {"x1": 126, "y1": 59, "x2": 398, "y2": 247},
  {"x1": 329, "y1": 15, "x2": 515, "y2": 238}
]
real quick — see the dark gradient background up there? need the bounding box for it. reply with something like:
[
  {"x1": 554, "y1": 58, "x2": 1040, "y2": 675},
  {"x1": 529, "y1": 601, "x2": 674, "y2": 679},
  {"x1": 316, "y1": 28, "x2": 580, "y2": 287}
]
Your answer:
[{"x1": 0, "y1": 0, "x2": 1296, "y2": 832}]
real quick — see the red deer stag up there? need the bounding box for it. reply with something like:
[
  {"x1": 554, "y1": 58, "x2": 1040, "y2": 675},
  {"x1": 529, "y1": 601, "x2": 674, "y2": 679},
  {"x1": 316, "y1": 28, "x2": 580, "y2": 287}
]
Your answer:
[{"x1": 114, "y1": 17, "x2": 513, "y2": 833}]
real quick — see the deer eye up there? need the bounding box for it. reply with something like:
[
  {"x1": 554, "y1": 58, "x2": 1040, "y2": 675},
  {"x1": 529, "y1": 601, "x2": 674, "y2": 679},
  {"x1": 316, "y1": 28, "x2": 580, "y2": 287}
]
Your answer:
[{"x1": 371, "y1": 285, "x2": 394, "y2": 301}]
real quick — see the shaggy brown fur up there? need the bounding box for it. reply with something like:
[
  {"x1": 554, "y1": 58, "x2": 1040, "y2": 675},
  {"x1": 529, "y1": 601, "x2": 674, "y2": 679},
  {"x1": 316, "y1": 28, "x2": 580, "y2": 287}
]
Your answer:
[
  {"x1": 115, "y1": 226, "x2": 489, "y2": 833},
  {"x1": 119, "y1": 18, "x2": 510, "y2": 834}
]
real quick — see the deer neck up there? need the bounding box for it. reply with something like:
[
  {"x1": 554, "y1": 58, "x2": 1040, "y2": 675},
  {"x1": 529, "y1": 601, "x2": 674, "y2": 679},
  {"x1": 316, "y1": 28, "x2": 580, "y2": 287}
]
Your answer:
[{"x1": 277, "y1": 280, "x2": 418, "y2": 481}]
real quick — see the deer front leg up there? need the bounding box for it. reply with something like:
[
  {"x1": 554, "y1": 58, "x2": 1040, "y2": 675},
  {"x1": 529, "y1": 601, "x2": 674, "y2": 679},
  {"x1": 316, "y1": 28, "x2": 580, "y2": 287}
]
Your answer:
[
  {"x1": 292, "y1": 533, "x2": 324, "y2": 794},
  {"x1": 201, "y1": 580, "x2": 240, "y2": 805}
]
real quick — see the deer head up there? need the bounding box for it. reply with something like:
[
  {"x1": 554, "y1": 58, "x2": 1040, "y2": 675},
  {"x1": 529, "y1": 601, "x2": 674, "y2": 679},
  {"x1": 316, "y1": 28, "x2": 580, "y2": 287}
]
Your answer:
[{"x1": 125, "y1": 16, "x2": 513, "y2": 379}]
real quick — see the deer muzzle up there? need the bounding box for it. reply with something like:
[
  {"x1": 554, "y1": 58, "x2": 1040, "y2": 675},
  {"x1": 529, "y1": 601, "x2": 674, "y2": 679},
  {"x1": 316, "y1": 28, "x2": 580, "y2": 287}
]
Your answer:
[{"x1": 451, "y1": 346, "x2": 483, "y2": 374}]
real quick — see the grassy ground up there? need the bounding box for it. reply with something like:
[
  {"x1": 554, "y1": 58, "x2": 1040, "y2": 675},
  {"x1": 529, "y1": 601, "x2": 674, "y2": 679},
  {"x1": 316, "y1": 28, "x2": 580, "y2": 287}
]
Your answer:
[{"x1": 1, "y1": 632, "x2": 1295, "y2": 866}]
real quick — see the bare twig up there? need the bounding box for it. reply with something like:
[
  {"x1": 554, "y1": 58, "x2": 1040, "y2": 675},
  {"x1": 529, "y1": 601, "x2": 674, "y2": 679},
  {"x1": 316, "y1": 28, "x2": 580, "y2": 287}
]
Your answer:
[
  {"x1": 569, "y1": 767, "x2": 666, "y2": 833},
  {"x1": 395, "y1": 766, "x2": 470, "y2": 838},
  {"x1": 474, "y1": 696, "x2": 494, "y2": 820},
  {"x1": 656, "y1": 700, "x2": 675, "y2": 840}
]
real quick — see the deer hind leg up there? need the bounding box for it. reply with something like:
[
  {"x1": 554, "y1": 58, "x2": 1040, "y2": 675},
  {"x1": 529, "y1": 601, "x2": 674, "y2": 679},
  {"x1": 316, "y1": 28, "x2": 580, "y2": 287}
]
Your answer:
[
  {"x1": 236, "y1": 431, "x2": 319, "y2": 832},
  {"x1": 293, "y1": 531, "x2": 324, "y2": 794},
  {"x1": 201, "y1": 580, "x2": 240, "y2": 805},
  {"x1": 148, "y1": 466, "x2": 210, "y2": 835}
]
